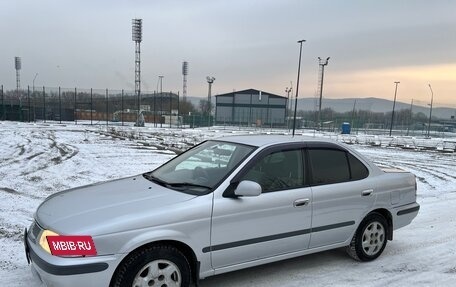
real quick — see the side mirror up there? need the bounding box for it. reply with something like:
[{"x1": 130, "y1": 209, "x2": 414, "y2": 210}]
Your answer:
[{"x1": 234, "y1": 180, "x2": 262, "y2": 197}]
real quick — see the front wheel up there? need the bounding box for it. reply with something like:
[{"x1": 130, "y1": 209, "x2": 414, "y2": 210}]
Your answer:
[
  {"x1": 346, "y1": 213, "x2": 388, "y2": 261},
  {"x1": 111, "y1": 245, "x2": 191, "y2": 287}
]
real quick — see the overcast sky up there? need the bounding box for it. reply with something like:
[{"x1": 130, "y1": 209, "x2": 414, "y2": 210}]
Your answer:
[{"x1": 1, "y1": 0, "x2": 455, "y2": 105}]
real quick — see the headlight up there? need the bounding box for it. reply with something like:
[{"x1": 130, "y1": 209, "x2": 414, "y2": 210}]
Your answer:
[{"x1": 38, "y1": 229, "x2": 59, "y2": 254}]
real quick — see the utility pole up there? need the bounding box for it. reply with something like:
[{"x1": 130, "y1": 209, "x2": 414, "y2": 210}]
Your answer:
[
  {"x1": 407, "y1": 99, "x2": 414, "y2": 136},
  {"x1": 351, "y1": 99, "x2": 357, "y2": 132},
  {"x1": 427, "y1": 84, "x2": 434, "y2": 138},
  {"x1": 153, "y1": 91, "x2": 157, "y2": 127},
  {"x1": 292, "y1": 39, "x2": 306, "y2": 136},
  {"x1": 169, "y1": 91, "x2": 172, "y2": 128},
  {"x1": 32, "y1": 73, "x2": 38, "y2": 93},
  {"x1": 317, "y1": 57, "x2": 330, "y2": 131},
  {"x1": 389, "y1": 81, "x2": 400, "y2": 137},
  {"x1": 159, "y1": 75, "x2": 164, "y2": 128}
]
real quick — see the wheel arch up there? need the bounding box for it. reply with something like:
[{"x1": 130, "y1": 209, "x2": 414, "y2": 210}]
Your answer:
[
  {"x1": 369, "y1": 208, "x2": 393, "y2": 240},
  {"x1": 110, "y1": 239, "x2": 200, "y2": 286}
]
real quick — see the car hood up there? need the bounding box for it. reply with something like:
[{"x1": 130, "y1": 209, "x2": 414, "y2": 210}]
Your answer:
[{"x1": 36, "y1": 175, "x2": 197, "y2": 235}]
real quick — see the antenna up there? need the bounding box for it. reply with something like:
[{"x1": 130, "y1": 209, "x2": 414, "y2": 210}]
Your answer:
[{"x1": 182, "y1": 61, "x2": 188, "y2": 102}]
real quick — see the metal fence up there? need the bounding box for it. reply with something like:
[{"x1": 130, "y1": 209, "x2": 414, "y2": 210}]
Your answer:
[
  {"x1": 0, "y1": 85, "x2": 191, "y2": 127},
  {"x1": 1, "y1": 85, "x2": 455, "y2": 136},
  {"x1": 294, "y1": 98, "x2": 456, "y2": 137}
]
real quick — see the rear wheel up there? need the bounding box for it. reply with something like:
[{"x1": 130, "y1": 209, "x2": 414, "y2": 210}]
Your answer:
[
  {"x1": 111, "y1": 245, "x2": 191, "y2": 287},
  {"x1": 347, "y1": 213, "x2": 388, "y2": 261}
]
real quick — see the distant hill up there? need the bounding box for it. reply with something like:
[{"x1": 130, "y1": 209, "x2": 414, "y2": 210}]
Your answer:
[
  {"x1": 186, "y1": 96, "x2": 456, "y2": 120},
  {"x1": 295, "y1": 97, "x2": 456, "y2": 119}
]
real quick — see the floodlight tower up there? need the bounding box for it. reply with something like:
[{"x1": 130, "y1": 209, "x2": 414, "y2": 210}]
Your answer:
[
  {"x1": 206, "y1": 76, "x2": 215, "y2": 114},
  {"x1": 182, "y1": 61, "x2": 188, "y2": 102},
  {"x1": 317, "y1": 57, "x2": 330, "y2": 130},
  {"x1": 15, "y1": 57, "x2": 21, "y2": 92},
  {"x1": 132, "y1": 19, "x2": 143, "y2": 126}
]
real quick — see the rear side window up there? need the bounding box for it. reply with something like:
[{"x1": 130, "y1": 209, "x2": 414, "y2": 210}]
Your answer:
[
  {"x1": 308, "y1": 149, "x2": 369, "y2": 186},
  {"x1": 348, "y1": 153, "x2": 369, "y2": 180},
  {"x1": 308, "y1": 149, "x2": 350, "y2": 185}
]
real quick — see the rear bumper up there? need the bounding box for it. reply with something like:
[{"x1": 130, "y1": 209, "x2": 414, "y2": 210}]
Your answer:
[
  {"x1": 393, "y1": 202, "x2": 420, "y2": 230},
  {"x1": 396, "y1": 205, "x2": 420, "y2": 216},
  {"x1": 24, "y1": 228, "x2": 122, "y2": 287}
]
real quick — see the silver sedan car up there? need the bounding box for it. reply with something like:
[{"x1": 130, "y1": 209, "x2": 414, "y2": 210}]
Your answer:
[{"x1": 25, "y1": 135, "x2": 420, "y2": 287}]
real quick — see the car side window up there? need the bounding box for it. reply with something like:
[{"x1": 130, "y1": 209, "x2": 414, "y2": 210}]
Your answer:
[
  {"x1": 240, "y1": 149, "x2": 304, "y2": 193},
  {"x1": 348, "y1": 153, "x2": 369, "y2": 180},
  {"x1": 308, "y1": 149, "x2": 350, "y2": 185}
]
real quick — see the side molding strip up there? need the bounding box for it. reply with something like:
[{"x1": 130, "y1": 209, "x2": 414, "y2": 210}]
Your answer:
[{"x1": 202, "y1": 221, "x2": 355, "y2": 253}]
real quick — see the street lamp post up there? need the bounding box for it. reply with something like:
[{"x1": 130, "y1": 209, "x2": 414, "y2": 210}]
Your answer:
[
  {"x1": 292, "y1": 39, "x2": 306, "y2": 137},
  {"x1": 389, "y1": 81, "x2": 400, "y2": 137},
  {"x1": 206, "y1": 76, "x2": 215, "y2": 127},
  {"x1": 427, "y1": 84, "x2": 434, "y2": 138},
  {"x1": 285, "y1": 86, "x2": 292, "y2": 130},
  {"x1": 317, "y1": 57, "x2": 330, "y2": 131}
]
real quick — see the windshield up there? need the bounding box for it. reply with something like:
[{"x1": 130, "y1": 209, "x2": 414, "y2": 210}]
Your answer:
[{"x1": 147, "y1": 140, "x2": 255, "y2": 194}]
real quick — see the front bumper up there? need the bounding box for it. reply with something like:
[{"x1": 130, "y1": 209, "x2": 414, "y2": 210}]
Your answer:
[{"x1": 24, "y1": 227, "x2": 123, "y2": 287}]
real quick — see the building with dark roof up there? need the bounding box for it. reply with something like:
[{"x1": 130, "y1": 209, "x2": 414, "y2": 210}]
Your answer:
[{"x1": 215, "y1": 89, "x2": 287, "y2": 127}]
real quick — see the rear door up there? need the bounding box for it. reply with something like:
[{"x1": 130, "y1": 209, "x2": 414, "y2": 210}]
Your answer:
[{"x1": 307, "y1": 146, "x2": 375, "y2": 248}]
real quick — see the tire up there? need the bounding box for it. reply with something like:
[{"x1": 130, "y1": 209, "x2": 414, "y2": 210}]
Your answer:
[
  {"x1": 346, "y1": 212, "x2": 388, "y2": 262},
  {"x1": 110, "y1": 245, "x2": 191, "y2": 287}
]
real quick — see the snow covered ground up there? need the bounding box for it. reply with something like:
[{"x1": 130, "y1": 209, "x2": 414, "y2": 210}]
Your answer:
[{"x1": 0, "y1": 121, "x2": 455, "y2": 286}]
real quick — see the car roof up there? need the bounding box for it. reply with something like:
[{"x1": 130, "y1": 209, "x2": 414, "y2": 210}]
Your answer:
[
  {"x1": 214, "y1": 134, "x2": 337, "y2": 148},
  {"x1": 211, "y1": 134, "x2": 382, "y2": 175}
]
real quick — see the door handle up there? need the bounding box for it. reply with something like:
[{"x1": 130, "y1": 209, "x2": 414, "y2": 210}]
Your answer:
[
  {"x1": 362, "y1": 189, "x2": 374, "y2": 196},
  {"x1": 294, "y1": 198, "x2": 310, "y2": 207}
]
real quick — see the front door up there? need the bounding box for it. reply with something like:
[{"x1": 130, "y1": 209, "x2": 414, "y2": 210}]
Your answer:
[{"x1": 210, "y1": 148, "x2": 312, "y2": 268}]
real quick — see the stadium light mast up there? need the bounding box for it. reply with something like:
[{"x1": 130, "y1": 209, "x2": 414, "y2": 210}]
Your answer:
[
  {"x1": 427, "y1": 84, "x2": 434, "y2": 138},
  {"x1": 389, "y1": 81, "x2": 400, "y2": 137},
  {"x1": 317, "y1": 57, "x2": 330, "y2": 130},
  {"x1": 15, "y1": 57, "x2": 21, "y2": 92},
  {"x1": 292, "y1": 39, "x2": 305, "y2": 136},
  {"x1": 132, "y1": 19, "x2": 143, "y2": 126},
  {"x1": 15, "y1": 57, "x2": 22, "y2": 120},
  {"x1": 182, "y1": 61, "x2": 188, "y2": 102}
]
